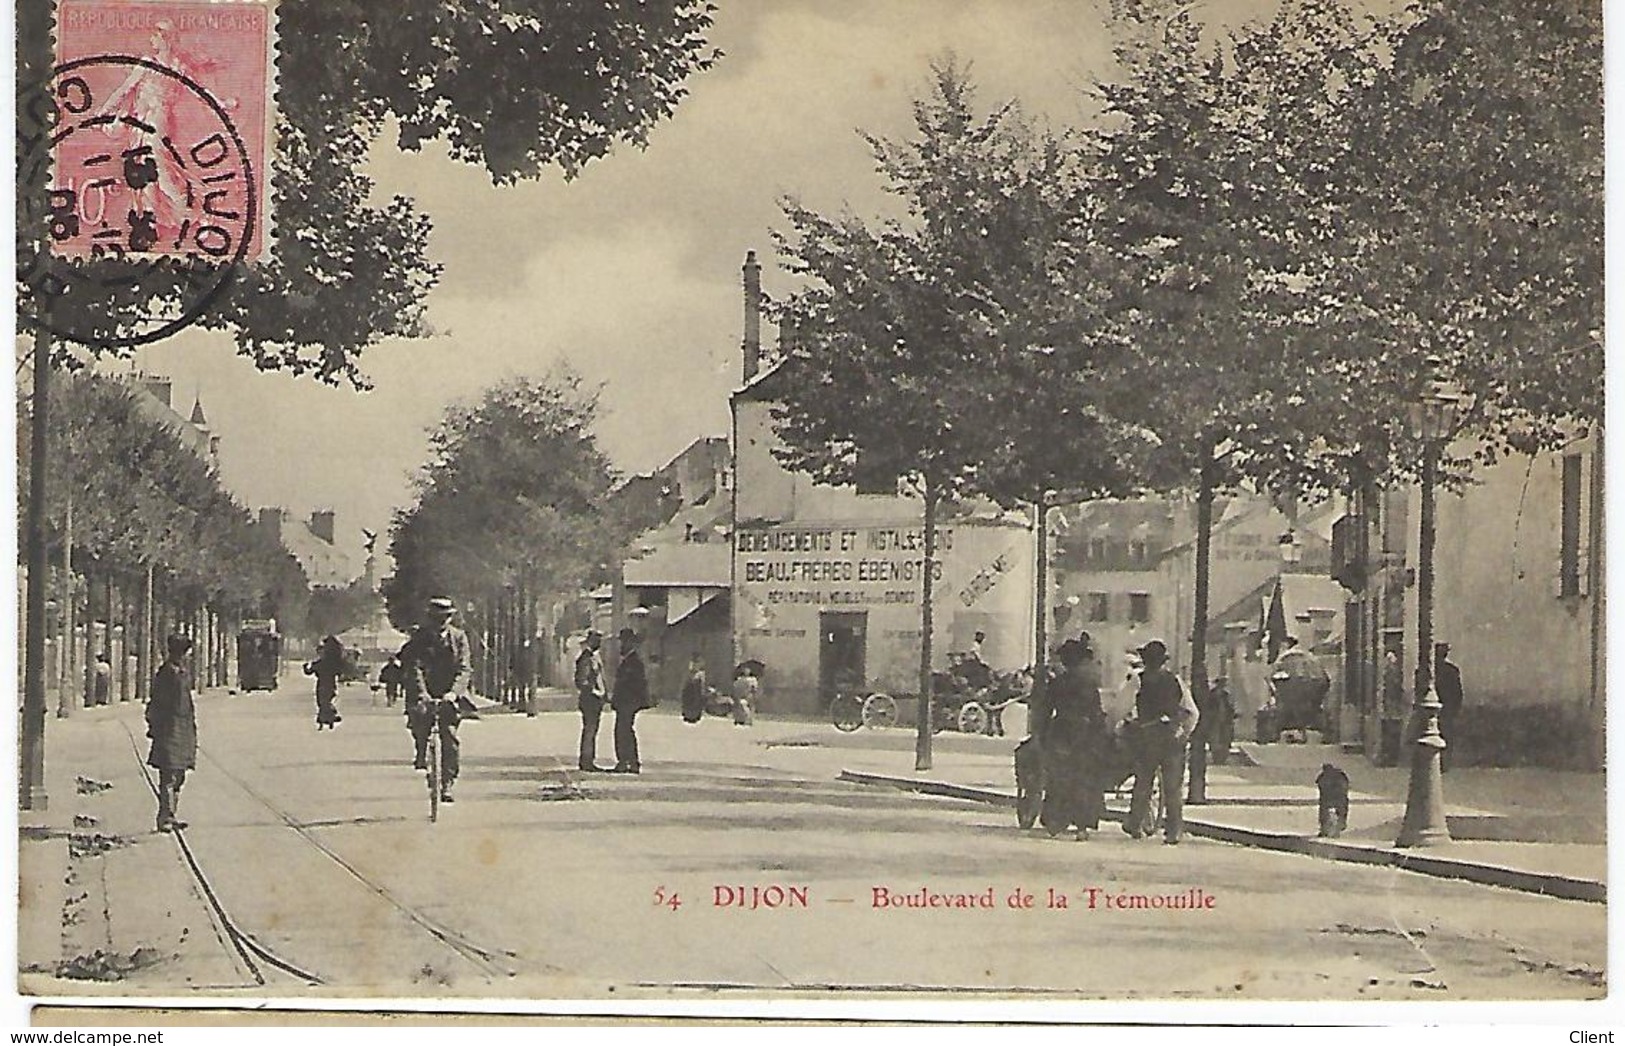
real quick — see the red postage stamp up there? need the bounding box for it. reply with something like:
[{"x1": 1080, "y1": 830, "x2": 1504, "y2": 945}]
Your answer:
[{"x1": 50, "y1": 0, "x2": 275, "y2": 264}]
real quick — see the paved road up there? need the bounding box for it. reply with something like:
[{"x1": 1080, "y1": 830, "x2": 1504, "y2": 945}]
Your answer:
[{"x1": 36, "y1": 679, "x2": 1608, "y2": 1002}]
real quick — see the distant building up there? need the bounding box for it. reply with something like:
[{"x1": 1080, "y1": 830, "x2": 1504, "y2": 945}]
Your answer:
[
  {"x1": 257, "y1": 507, "x2": 361, "y2": 589},
  {"x1": 1048, "y1": 498, "x2": 1182, "y2": 697},
  {"x1": 125, "y1": 372, "x2": 220, "y2": 461},
  {"x1": 728, "y1": 252, "x2": 1035, "y2": 717},
  {"x1": 609, "y1": 437, "x2": 735, "y2": 704}
]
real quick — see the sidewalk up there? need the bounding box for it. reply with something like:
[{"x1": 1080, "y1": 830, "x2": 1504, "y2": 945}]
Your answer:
[
  {"x1": 19, "y1": 687, "x2": 264, "y2": 993},
  {"x1": 794, "y1": 717, "x2": 1605, "y2": 903}
]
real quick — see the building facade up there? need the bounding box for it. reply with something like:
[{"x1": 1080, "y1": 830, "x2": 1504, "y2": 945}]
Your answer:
[
  {"x1": 728, "y1": 255, "x2": 1035, "y2": 717},
  {"x1": 1336, "y1": 432, "x2": 1604, "y2": 768}
]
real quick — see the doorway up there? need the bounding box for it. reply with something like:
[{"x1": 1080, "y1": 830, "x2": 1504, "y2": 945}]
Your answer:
[{"x1": 819, "y1": 611, "x2": 868, "y2": 702}]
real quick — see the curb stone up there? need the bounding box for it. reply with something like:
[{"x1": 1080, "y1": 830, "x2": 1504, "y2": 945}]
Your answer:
[{"x1": 836, "y1": 769, "x2": 1605, "y2": 904}]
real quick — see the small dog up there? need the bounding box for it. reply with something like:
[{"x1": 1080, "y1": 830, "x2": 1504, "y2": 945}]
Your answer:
[{"x1": 1316, "y1": 763, "x2": 1350, "y2": 837}]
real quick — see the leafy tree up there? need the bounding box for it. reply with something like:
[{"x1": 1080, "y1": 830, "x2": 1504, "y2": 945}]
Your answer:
[
  {"x1": 1087, "y1": 0, "x2": 1391, "y2": 799},
  {"x1": 16, "y1": 1, "x2": 722, "y2": 375},
  {"x1": 773, "y1": 61, "x2": 1093, "y2": 769},
  {"x1": 384, "y1": 368, "x2": 623, "y2": 642},
  {"x1": 304, "y1": 579, "x2": 382, "y2": 640},
  {"x1": 17, "y1": 372, "x2": 313, "y2": 696},
  {"x1": 1315, "y1": 0, "x2": 1602, "y2": 461}
]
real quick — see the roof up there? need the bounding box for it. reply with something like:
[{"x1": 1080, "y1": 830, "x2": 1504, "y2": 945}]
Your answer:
[
  {"x1": 732, "y1": 360, "x2": 790, "y2": 403},
  {"x1": 281, "y1": 521, "x2": 362, "y2": 588},
  {"x1": 622, "y1": 541, "x2": 731, "y2": 588},
  {"x1": 1276, "y1": 573, "x2": 1345, "y2": 620}
]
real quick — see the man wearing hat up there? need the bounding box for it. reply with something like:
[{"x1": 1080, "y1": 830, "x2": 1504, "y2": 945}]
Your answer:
[
  {"x1": 146, "y1": 634, "x2": 198, "y2": 832},
  {"x1": 401, "y1": 596, "x2": 471, "y2": 801},
  {"x1": 1126, "y1": 639, "x2": 1200, "y2": 844},
  {"x1": 610, "y1": 628, "x2": 650, "y2": 773},
  {"x1": 1434, "y1": 642, "x2": 1465, "y2": 772},
  {"x1": 574, "y1": 630, "x2": 609, "y2": 771}
]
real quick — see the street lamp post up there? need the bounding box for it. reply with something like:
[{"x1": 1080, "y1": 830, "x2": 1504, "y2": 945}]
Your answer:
[{"x1": 1396, "y1": 355, "x2": 1460, "y2": 848}]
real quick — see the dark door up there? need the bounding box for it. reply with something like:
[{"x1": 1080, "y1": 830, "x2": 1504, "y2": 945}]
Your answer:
[{"x1": 819, "y1": 611, "x2": 868, "y2": 702}]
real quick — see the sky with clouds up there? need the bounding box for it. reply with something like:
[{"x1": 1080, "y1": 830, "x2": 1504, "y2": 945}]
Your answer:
[{"x1": 122, "y1": 0, "x2": 1276, "y2": 564}]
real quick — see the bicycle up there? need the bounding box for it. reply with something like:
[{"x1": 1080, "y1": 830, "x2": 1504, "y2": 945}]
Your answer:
[
  {"x1": 420, "y1": 695, "x2": 457, "y2": 823},
  {"x1": 426, "y1": 717, "x2": 440, "y2": 823}
]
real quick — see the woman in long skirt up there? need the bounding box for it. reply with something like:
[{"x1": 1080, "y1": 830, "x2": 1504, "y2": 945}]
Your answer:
[
  {"x1": 1037, "y1": 637, "x2": 1106, "y2": 839},
  {"x1": 308, "y1": 635, "x2": 346, "y2": 730}
]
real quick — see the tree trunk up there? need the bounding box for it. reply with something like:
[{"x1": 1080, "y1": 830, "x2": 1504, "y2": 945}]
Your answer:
[
  {"x1": 81, "y1": 559, "x2": 97, "y2": 709},
  {"x1": 57, "y1": 497, "x2": 74, "y2": 717},
  {"x1": 522, "y1": 574, "x2": 537, "y2": 715},
  {"x1": 21, "y1": 326, "x2": 51, "y2": 810},
  {"x1": 915, "y1": 480, "x2": 940, "y2": 772},
  {"x1": 137, "y1": 561, "x2": 155, "y2": 702},
  {"x1": 1033, "y1": 496, "x2": 1049, "y2": 679},
  {"x1": 1187, "y1": 451, "x2": 1216, "y2": 804},
  {"x1": 116, "y1": 577, "x2": 130, "y2": 702}
]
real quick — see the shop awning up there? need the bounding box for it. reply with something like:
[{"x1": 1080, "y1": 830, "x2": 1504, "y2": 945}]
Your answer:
[{"x1": 667, "y1": 587, "x2": 724, "y2": 625}]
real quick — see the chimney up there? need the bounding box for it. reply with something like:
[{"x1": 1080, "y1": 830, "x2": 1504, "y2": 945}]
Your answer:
[
  {"x1": 777, "y1": 311, "x2": 799, "y2": 357},
  {"x1": 258, "y1": 507, "x2": 283, "y2": 544},
  {"x1": 742, "y1": 249, "x2": 762, "y2": 382},
  {"x1": 309, "y1": 510, "x2": 336, "y2": 544}
]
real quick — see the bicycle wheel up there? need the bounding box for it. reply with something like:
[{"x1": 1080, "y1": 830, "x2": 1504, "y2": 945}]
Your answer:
[
  {"x1": 860, "y1": 692, "x2": 898, "y2": 730},
  {"x1": 427, "y1": 729, "x2": 440, "y2": 823},
  {"x1": 957, "y1": 701, "x2": 988, "y2": 736},
  {"x1": 830, "y1": 693, "x2": 863, "y2": 732}
]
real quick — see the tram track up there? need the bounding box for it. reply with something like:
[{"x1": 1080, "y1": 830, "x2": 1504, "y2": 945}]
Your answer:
[
  {"x1": 197, "y1": 744, "x2": 523, "y2": 980},
  {"x1": 121, "y1": 716, "x2": 526, "y2": 985},
  {"x1": 119, "y1": 722, "x2": 324, "y2": 989}
]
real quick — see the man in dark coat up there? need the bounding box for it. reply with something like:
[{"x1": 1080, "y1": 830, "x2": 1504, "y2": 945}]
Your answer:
[
  {"x1": 1434, "y1": 642, "x2": 1465, "y2": 772},
  {"x1": 147, "y1": 634, "x2": 198, "y2": 832},
  {"x1": 378, "y1": 655, "x2": 405, "y2": 707},
  {"x1": 574, "y1": 630, "x2": 608, "y2": 771},
  {"x1": 1126, "y1": 639, "x2": 1199, "y2": 845},
  {"x1": 401, "y1": 597, "x2": 471, "y2": 802},
  {"x1": 611, "y1": 628, "x2": 649, "y2": 773}
]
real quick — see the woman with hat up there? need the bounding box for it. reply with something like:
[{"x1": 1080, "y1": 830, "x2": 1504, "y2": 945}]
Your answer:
[
  {"x1": 306, "y1": 634, "x2": 346, "y2": 729},
  {"x1": 1035, "y1": 635, "x2": 1107, "y2": 840},
  {"x1": 146, "y1": 634, "x2": 198, "y2": 832}
]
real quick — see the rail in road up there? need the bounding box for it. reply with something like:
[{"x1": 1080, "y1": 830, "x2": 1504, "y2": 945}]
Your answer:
[{"x1": 119, "y1": 718, "x2": 524, "y2": 986}]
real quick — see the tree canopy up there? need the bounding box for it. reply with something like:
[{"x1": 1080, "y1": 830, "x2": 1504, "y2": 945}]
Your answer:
[
  {"x1": 383, "y1": 368, "x2": 625, "y2": 632},
  {"x1": 16, "y1": 0, "x2": 721, "y2": 378},
  {"x1": 17, "y1": 372, "x2": 309, "y2": 623}
]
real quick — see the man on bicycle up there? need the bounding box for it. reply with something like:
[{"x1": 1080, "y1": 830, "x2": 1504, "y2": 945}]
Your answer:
[{"x1": 403, "y1": 596, "x2": 471, "y2": 803}]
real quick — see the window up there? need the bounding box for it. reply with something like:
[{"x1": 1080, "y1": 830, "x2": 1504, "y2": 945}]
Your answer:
[
  {"x1": 1129, "y1": 592, "x2": 1151, "y2": 623},
  {"x1": 1088, "y1": 593, "x2": 1110, "y2": 622},
  {"x1": 1559, "y1": 451, "x2": 1590, "y2": 597},
  {"x1": 1087, "y1": 538, "x2": 1107, "y2": 561},
  {"x1": 1128, "y1": 539, "x2": 1148, "y2": 565}
]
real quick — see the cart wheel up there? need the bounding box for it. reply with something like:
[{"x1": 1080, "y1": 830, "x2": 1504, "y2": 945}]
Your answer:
[
  {"x1": 1016, "y1": 784, "x2": 1040, "y2": 830},
  {"x1": 861, "y1": 692, "x2": 898, "y2": 729},
  {"x1": 830, "y1": 693, "x2": 864, "y2": 732},
  {"x1": 958, "y1": 701, "x2": 988, "y2": 736}
]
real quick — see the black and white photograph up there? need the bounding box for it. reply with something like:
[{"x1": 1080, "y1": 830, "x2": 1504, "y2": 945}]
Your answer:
[{"x1": 10, "y1": 0, "x2": 1608, "y2": 1024}]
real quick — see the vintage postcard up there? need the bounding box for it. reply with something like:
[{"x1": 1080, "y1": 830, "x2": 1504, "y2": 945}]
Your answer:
[{"x1": 11, "y1": 0, "x2": 1608, "y2": 1025}]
